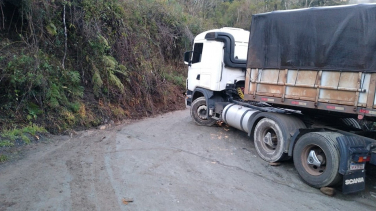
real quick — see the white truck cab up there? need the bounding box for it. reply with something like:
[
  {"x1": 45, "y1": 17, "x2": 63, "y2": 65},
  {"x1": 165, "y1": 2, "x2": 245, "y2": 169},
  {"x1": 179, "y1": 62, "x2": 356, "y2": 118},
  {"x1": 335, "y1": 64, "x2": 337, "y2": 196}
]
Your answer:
[{"x1": 184, "y1": 27, "x2": 249, "y2": 93}]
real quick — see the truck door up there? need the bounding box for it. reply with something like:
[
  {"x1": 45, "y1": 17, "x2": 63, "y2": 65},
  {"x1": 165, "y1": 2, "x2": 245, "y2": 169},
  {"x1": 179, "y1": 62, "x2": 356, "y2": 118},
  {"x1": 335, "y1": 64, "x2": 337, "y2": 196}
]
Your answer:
[
  {"x1": 199, "y1": 41, "x2": 222, "y2": 90},
  {"x1": 187, "y1": 43, "x2": 204, "y2": 91},
  {"x1": 188, "y1": 40, "x2": 223, "y2": 91}
]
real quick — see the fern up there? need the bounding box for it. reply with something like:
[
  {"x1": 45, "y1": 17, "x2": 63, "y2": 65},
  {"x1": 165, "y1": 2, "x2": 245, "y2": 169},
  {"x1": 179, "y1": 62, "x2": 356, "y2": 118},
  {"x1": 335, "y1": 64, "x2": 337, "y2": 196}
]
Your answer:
[
  {"x1": 103, "y1": 55, "x2": 117, "y2": 69},
  {"x1": 67, "y1": 71, "x2": 81, "y2": 84},
  {"x1": 98, "y1": 35, "x2": 110, "y2": 50},
  {"x1": 92, "y1": 66, "x2": 103, "y2": 96},
  {"x1": 46, "y1": 83, "x2": 61, "y2": 108},
  {"x1": 109, "y1": 71, "x2": 124, "y2": 92},
  {"x1": 49, "y1": 97, "x2": 60, "y2": 108},
  {"x1": 69, "y1": 86, "x2": 84, "y2": 98},
  {"x1": 46, "y1": 23, "x2": 57, "y2": 36}
]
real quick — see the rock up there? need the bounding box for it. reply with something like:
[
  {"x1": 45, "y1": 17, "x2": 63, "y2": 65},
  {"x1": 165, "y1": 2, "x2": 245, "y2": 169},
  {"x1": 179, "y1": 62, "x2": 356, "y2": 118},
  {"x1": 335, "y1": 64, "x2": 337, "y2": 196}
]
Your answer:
[
  {"x1": 269, "y1": 162, "x2": 281, "y2": 166},
  {"x1": 370, "y1": 192, "x2": 376, "y2": 198},
  {"x1": 69, "y1": 130, "x2": 78, "y2": 138},
  {"x1": 320, "y1": 187, "x2": 335, "y2": 196},
  {"x1": 98, "y1": 125, "x2": 106, "y2": 130}
]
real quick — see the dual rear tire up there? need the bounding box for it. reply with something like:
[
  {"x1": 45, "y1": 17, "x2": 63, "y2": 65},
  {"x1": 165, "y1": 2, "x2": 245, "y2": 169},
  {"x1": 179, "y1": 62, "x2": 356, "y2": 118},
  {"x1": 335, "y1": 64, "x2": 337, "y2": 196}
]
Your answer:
[
  {"x1": 254, "y1": 118, "x2": 287, "y2": 162},
  {"x1": 293, "y1": 132, "x2": 342, "y2": 188},
  {"x1": 254, "y1": 116, "x2": 341, "y2": 188},
  {"x1": 253, "y1": 114, "x2": 306, "y2": 162}
]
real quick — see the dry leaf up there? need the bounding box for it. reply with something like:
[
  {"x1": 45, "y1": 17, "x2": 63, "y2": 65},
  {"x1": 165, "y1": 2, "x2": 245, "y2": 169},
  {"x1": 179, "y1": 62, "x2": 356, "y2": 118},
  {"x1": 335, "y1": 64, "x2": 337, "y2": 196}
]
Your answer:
[{"x1": 122, "y1": 198, "x2": 134, "y2": 205}]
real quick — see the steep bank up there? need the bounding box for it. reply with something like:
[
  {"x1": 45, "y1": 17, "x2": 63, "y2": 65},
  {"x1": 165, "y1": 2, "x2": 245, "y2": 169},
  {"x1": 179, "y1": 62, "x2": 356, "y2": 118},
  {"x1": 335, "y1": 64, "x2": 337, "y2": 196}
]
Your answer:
[{"x1": 0, "y1": 0, "x2": 197, "y2": 133}]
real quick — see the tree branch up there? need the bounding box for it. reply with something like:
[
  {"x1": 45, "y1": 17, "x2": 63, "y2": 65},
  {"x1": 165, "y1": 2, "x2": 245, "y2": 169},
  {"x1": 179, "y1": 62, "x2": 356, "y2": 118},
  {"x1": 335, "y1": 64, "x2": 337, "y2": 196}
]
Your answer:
[
  {"x1": 62, "y1": 1, "x2": 68, "y2": 69},
  {"x1": 0, "y1": 0, "x2": 4, "y2": 30}
]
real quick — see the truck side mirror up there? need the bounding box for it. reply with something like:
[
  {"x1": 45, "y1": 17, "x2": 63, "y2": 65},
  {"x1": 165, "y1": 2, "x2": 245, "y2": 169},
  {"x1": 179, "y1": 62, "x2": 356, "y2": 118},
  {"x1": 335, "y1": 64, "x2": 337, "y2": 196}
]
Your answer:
[{"x1": 184, "y1": 51, "x2": 192, "y2": 66}]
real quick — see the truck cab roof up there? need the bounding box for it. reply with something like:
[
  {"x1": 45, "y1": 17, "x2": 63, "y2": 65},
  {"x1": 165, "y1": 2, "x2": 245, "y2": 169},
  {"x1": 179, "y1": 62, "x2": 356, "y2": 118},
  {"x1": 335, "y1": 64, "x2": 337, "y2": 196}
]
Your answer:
[{"x1": 194, "y1": 27, "x2": 249, "y2": 44}]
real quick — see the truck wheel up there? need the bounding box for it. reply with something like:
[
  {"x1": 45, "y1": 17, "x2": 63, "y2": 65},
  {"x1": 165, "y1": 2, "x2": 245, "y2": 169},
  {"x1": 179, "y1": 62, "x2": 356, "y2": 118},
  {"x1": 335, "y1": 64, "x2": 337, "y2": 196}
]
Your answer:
[
  {"x1": 293, "y1": 132, "x2": 342, "y2": 188},
  {"x1": 341, "y1": 118, "x2": 361, "y2": 130},
  {"x1": 190, "y1": 97, "x2": 216, "y2": 126},
  {"x1": 254, "y1": 118, "x2": 287, "y2": 162}
]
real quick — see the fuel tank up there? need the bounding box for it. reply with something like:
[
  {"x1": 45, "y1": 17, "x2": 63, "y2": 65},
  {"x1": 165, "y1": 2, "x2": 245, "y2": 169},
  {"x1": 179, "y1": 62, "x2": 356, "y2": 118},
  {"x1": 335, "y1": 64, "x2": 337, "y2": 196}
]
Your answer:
[{"x1": 222, "y1": 104, "x2": 259, "y2": 133}]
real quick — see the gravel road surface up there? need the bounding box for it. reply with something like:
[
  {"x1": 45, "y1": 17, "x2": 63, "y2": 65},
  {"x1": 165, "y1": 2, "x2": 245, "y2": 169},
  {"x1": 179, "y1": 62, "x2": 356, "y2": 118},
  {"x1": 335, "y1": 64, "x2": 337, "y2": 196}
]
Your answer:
[{"x1": 1, "y1": 109, "x2": 376, "y2": 211}]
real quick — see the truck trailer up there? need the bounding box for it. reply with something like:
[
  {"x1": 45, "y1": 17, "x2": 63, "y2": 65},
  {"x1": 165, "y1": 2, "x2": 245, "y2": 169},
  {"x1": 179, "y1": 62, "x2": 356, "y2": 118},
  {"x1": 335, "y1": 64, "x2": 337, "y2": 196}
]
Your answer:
[{"x1": 183, "y1": 4, "x2": 376, "y2": 194}]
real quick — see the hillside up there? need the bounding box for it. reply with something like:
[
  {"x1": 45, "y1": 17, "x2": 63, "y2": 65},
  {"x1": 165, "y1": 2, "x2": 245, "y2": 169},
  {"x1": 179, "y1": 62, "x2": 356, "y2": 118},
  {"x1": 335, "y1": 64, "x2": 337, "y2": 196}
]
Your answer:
[{"x1": 0, "y1": 0, "x2": 349, "y2": 134}]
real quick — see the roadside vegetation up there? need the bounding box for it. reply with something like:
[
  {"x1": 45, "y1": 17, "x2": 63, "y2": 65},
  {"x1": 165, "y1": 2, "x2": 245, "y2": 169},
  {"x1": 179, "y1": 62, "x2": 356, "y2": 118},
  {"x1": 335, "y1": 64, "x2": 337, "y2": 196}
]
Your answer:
[
  {"x1": 0, "y1": 124, "x2": 46, "y2": 146},
  {"x1": 0, "y1": 0, "x2": 349, "y2": 154}
]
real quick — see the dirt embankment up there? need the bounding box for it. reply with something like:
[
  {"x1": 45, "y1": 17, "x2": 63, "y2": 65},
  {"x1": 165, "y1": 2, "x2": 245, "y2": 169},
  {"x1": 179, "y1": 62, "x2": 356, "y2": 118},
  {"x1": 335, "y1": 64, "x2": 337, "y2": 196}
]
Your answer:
[{"x1": 0, "y1": 0, "x2": 189, "y2": 134}]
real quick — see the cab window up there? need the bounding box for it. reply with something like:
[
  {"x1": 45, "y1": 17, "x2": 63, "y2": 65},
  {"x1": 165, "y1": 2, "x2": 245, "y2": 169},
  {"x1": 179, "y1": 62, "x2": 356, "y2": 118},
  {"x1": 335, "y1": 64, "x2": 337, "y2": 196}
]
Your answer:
[{"x1": 192, "y1": 43, "x2": 203, "y2": 64}]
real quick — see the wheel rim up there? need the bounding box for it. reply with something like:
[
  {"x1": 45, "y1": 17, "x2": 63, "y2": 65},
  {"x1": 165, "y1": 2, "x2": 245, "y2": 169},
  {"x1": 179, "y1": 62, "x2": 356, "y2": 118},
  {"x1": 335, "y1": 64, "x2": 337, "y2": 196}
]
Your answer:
[
  {"x1": 261, "y1": 128, "x2": 278, "y2": 152},
  {"x1": 301, "y1": 144, "x2": 326, "y2": 176},
  {"x1": 197, "y1": 105, "x2": 208, "y2": 120}
]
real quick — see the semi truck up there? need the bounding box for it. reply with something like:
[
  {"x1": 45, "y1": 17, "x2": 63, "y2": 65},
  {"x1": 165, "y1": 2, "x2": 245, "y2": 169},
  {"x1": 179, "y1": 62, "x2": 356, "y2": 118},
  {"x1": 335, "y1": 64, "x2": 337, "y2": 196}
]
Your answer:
[{"x1": 183, "y1": 4, "x2": 376, "y2": 194}]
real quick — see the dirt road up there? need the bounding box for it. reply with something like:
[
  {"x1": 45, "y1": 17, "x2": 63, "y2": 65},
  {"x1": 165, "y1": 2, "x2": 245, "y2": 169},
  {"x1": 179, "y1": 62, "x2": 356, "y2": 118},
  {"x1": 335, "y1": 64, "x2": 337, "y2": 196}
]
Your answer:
[{"x1": 1, "y1": 109, "x2": 376, "y2": 211}]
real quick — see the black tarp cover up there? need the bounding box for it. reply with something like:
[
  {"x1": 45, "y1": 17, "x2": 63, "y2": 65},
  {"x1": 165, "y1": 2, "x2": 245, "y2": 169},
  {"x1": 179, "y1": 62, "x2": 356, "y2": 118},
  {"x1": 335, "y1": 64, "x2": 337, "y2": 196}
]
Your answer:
[{"x1": 247, "y1": 4, "x2": 376, "y2": 72}]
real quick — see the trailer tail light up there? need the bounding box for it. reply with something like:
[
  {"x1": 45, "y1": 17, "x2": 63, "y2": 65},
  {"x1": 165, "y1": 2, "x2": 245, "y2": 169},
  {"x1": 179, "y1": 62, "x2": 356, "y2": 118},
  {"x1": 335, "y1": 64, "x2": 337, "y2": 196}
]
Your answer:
[{"x1": 357, "y1": 156, "x2": 370, "y2": 163}]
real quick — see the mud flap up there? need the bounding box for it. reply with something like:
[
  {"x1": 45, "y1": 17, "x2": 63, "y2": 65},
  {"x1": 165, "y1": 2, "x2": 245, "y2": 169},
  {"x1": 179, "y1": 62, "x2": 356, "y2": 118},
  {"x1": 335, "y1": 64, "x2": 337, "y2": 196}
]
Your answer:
[
  {"x1": 342, "y1": 170, "x2": 366, "y2": 194},
  {"x1": 371, "y1": 152, "x2": 376, "y2": 165}
]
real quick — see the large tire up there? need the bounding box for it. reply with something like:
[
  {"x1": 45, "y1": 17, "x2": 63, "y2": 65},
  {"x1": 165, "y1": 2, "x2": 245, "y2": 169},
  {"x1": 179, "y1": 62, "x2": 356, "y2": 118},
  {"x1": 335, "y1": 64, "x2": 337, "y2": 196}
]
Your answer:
[
  {"x1": 293, "y1": 132, "x2": 342, "y2": 188},
  {"x1": 190, "y1": 97, "x2": 216, "y2": 126},
  {"x1": 341, "y1": 118, "x2": 362, "y2": 130},
  {"x1": 253, "y1": 114, "x2": 306, "y2": 162},
  {"x1": 254, "y1": 118, "x2": 286, "y2": 162}
]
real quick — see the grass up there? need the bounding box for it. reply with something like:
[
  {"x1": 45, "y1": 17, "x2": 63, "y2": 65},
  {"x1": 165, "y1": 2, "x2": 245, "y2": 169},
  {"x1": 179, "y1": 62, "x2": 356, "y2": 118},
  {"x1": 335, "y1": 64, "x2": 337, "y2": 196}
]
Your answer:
[
  {"x1": 0, "y1": 140, "x2": 14, "y2": 147},
  {"x1": 0, "y1": 124, "x2": 47, "y2": 147},
  {"x1": 0, "y1": 154, "x2": 7, "y2": 163},
  {"x1": 163, "y1": 72, "x2": 186, "y2": 88}
]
